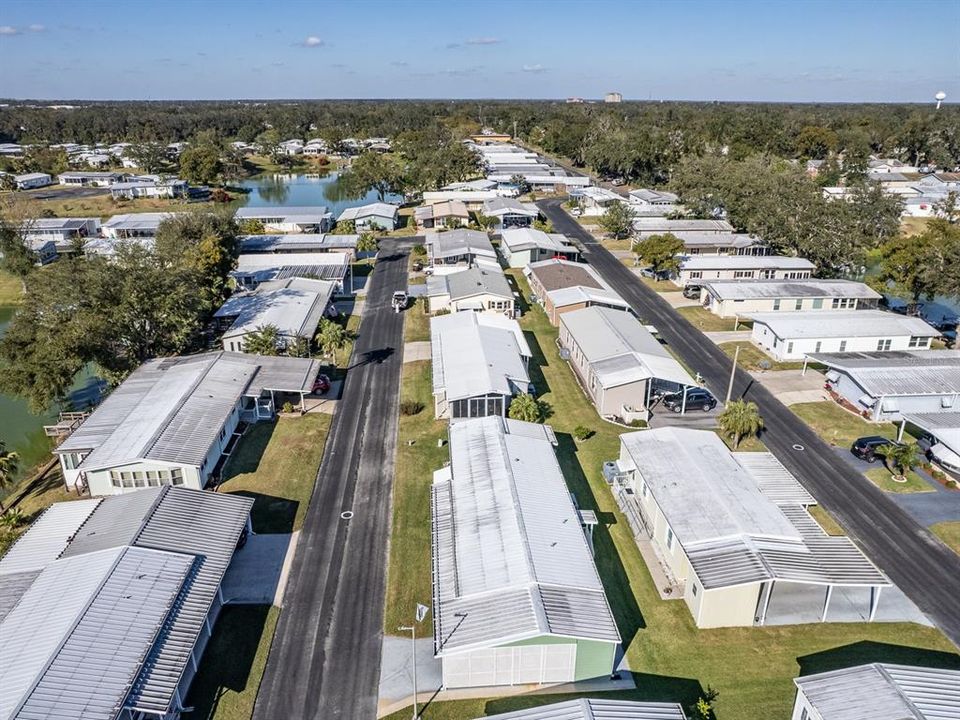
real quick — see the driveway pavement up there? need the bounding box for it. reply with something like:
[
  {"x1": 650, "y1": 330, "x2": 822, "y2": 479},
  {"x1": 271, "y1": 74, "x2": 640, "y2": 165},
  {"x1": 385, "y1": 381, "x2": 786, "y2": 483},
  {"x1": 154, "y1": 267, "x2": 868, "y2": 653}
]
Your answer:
[
  {"x1": 221, "y1": 532, "x2": 294, "y2": 605},
  {"x1": 748, "y1": 368, "x2": 829, "y2": 406},
  {"x1": 403, "y1": 340, "x2": 431, "y2": 363}
]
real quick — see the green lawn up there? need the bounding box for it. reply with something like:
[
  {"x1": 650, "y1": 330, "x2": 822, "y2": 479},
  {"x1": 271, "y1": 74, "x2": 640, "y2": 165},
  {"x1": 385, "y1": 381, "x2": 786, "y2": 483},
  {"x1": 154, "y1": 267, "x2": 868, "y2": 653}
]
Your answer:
[
  {"x1": 639, "y1": 276, "x2": 682, "y2": 293},
  {"x1": 808, "y1": 505, "x2": 846, "y2": 536},
  {"x1": 864, "y1": 467, "x2": 935, "y2": 494},
  {"x1": 719, "y1": 341, "x2": 808, "y2": 371},
  {"x1": 403, "y1": 298, "x2": 431, "y2": 343},
  {"x1": 0, "y1": 269, "x2": 24, "y2": 304},
  {"x1": 931, "y1": 521, "x2": 960, "y2": 555},
  {"x1": 183, "y1": 605, "x2": 279, "y2": 720},
  {"x1": 385, "y1": 270, "x2": 958, "y2": 720},
  {"x1": 676, "y1": 305, "x2": 749, "y2": 332},
  {"x1": 218, "y1": 414, "x2": 331, "y2": 533},
  {"x1": 790, "y1": 401, "x2": 897, "y2": 449}
]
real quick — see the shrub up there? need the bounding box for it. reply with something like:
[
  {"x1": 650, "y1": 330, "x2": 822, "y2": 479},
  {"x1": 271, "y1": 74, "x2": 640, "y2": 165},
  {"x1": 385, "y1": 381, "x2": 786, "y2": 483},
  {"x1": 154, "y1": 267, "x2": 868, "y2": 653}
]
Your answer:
[
  {"x1": 629, "y1": 419, "x2": 648, "y2": 428},
  {"x1": 412, "y1": 244, "x2": 427, "y2": 257},
  {"x1": 281, "y1": 401, "x2": 296, "y2": 414},
  {"x1": 400, "y1": 400, "x2": 424, "y2": 416},
  {"x1": 573, "y1": 425, "x2": 592, "y2": 441}
]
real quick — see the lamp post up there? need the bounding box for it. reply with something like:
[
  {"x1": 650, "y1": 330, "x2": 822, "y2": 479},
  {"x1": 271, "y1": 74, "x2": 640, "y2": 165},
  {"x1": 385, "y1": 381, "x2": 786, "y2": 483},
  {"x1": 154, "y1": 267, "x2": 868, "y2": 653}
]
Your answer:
[{"x1": 399, "y1": 603, "x2": 430, "y2": 719}]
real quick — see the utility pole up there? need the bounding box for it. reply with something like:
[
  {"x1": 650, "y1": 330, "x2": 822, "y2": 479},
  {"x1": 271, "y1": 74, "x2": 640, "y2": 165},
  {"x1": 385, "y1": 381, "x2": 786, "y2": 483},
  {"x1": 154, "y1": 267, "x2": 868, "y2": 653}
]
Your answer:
[
  {"x1": 399, "y1": 603, "x2": 430, "y2": 719},
  {"x1": 725, "y1": 344, "x2": 741, "y2": 404}
]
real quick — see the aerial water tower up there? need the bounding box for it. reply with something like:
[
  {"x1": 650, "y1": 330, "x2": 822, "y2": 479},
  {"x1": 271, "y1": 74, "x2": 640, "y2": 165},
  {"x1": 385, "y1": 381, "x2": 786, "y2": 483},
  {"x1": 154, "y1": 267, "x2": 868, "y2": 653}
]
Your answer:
[{"x1": 935, "y1": 90, "x2": 946, "y2": 110}]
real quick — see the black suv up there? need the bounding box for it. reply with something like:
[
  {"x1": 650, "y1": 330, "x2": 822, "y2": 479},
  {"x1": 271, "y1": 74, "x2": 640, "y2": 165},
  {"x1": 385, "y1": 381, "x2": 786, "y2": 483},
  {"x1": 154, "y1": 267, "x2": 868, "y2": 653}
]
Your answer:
[
  {"x1": 850, "y1": 436, "x2": 901, "y2": 463},
  {"x1": 662, "y1": 388, "x2": 717, "y2": 413}
]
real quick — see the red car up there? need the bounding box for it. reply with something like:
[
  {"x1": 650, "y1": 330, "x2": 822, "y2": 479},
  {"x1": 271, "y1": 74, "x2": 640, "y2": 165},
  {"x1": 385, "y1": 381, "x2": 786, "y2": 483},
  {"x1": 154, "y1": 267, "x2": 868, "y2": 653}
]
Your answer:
[{"x1": 312, "y1": 374, "x2": 331, "y2": 394}]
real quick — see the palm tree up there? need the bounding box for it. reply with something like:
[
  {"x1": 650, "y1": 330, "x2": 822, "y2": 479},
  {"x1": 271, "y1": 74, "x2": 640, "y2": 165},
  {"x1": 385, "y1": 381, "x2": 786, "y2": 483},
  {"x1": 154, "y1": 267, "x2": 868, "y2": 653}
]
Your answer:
[
  {"x1": 880, "y1": 443, "x2": 920, "y2": 480},
  {"x1": 315, "y1": 318, "x2": 349, "y2": 366},
  {"x1": 717, "y1": 399, "x2": 764, "y2": 449},
  {"x1": 242, "y1": 324, "x2": 282, "y2": 356},
  {"x1": 0, "y1": 508, "x2": 24, "y2": 530},
  {"x1": 507, "y1": 393, "x2": 545, "y2": 424},
  {"x1": 0, "y1": 441, "x2": 21, "y2": 514}
]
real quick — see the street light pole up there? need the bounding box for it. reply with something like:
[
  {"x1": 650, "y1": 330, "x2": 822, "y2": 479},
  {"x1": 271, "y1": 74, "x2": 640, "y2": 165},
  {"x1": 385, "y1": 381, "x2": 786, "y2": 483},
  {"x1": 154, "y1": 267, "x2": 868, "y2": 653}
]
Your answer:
[
  {"x1": 398, "y1": 624, "x2": 418, "y2": 719},
  {"x1": 725, "y1": 344, "x2": 741, "y2": 404}
]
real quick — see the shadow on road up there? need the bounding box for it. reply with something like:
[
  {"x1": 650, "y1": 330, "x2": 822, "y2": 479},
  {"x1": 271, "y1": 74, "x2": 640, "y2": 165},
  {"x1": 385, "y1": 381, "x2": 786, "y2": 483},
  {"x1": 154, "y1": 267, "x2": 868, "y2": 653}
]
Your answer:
[{"x1": 352, "y1": 346, "x2": 396, "y2": 367}]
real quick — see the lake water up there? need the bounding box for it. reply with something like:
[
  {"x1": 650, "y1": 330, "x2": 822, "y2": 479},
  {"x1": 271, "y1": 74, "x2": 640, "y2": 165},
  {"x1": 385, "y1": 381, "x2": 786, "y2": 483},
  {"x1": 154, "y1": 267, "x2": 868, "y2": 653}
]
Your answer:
[
  {"x1": 0, "y1": 307, "x2": 104, "y2": 502},
  {"x1": 236, "y1": 171, "x2": 403, "y2": 216}
]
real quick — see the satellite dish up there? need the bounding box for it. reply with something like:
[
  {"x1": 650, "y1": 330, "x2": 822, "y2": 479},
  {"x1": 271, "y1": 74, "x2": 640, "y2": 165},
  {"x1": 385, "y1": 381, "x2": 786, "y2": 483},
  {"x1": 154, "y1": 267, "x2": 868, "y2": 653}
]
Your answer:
[{"x1": 935, "y1": 90, "x2": 946, "y2": 109}]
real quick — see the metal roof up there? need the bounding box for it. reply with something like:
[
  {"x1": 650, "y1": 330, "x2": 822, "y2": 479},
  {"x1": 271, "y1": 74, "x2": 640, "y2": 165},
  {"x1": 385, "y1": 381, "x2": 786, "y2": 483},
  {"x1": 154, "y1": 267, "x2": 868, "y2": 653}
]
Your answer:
[
  {"x1": 629, "y1": 189, "x2": 679, "y2": 204},
  {"x1": 0, "y1": 571, "x2": 39, "y2": 624},
  {"x1": 426, "y1": 229, "x2": 497, "y2": 261},
  {"x1": 102, "y1": 213, "x2": 176, "y2": 232},
  {"x1": 619, "y1": 429, "x2": 887, "y2": 590},
  {"x1": 432, "y1": 416, "x2": 620, "y2": 655},
  {"x1": 901, "y1": 413, "x2": 960, "y2": 456},
  {"x1": 336, "y1": 202, "x2": 398, "y2": 222},
  {"x1": 672, "y1": 232, "x2": 759, "y2": 248},
  {"x1": 431, "y1": 312, "x2": 531, "y2": 402},
  {"x1": 436, "y1": 266, "x2": 513, "y2": 302},
  {"x1": 560, "y1": 307, "x2": 695, "y2": 389},
  {"x1": 239, "y1": 233, "x2": 358, "y2": 253},
  {"x1": 703, "y1": 279, "x2": 881, "y2": 300},
  {"x1": 214, "y1": 277, "x2": 335, "y2": 340},
  {"x1": 794, "y1": 663, "x2": 960, "y2": 720},
  {"x1": 501, "y1": 228, "x2": 577, "y2": 254},
  {"x1": 0, "y1": 546, "x2": 193, "y2": 720},
  {"x1": 750, "y1": 310, "x2": 938, "y2": 339},
  {"x1": 548, "y1": 285, "x2": 631, "y2": 311},
  {"x1": 482, "y1": 197, "x2": 539, "y2": 216},
  {"x1": 0, "y1": 500, "x2": 101, "y2": 575},
  {"x1": 681, "y1": 255, "x2": 814, "y2": 271},
  {"x1": 58, "y1": 352, "x2": 320, "y2": 469},
  {"x1": 235, "y1": 251, "x2": 349, "y2": 279},
  {"x1": 477, "y1": 698, "x2": 687, "y2": 720},
  {"x1": 810, "y1": 350, "x2": 960, "y2": 396},
  {"x1": 59, "y1": 490, "x2": 163, "y2": 558},
  {"x1": 633, "y1": 218, "x2": 733, "y2": 233},
  {"x1": 235, "y1": 205, "x2": 330, "y2": 222}
]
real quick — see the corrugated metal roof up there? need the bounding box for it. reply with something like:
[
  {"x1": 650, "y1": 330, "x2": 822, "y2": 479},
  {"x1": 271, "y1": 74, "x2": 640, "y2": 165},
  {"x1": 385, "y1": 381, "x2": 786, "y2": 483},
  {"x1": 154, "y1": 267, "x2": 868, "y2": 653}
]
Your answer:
[
  {"x1": 0, "y1": 500, "x2": 101, "y2": 575},
  {"x1": 548, "y1": 285, "x2": 630, "y2": 311},
  {"x1": 681, "y1": 255, "x2": 814, "y2": 271},
  {"x1": 443, "y1": 266, "x2": 512, "y2": 302},
  {"x1": 432, "y1": 417, "x2": 619, "y2": 655},
  {"x1": 901, "y1": 413, "x2": 960, "y2": 456},
  {"x1": 336, "y1": 202, "x2": 398, "y2": 222},
  {"x1": 501, "y1": 228, "x2": 576, "y2": 254},
  {"x1": 59, "y1": 489, "x2": 163, "y2": 558},
  {"x1": 0, "y1": 571, "x2": 39, "y2": 624},
  {"x1": 733, "y1": 453, "x2": 816, "y2": 506},
  {"x1": 811, "y1": 350, "x2": 960, "y2": 396},
  {"x1": 235, "y1": 205, "x2": 330, "y2": 221},
  {"x1": 426, "y1": 229, "x2": 497, "y2": 262},
  {"x1": 482, "y1": 197, "x2": 539, "y2": 216},
  {"x1": 560, "y1": 307, "x2": 695, "y2": 389},
  {"x1": 749, "y1": 310, "x2": 938, "y2": 339},
  {"x1": 431, "y1": 312, "x2": 531, "y2": 402},
  {"x1": 633, "y1": 218, "x2": 733, "y2": 233},
  {"x1": 703, "y1": 279, "x2": 880, "y2": 300},
  {"x1": 239, "y1": 233, "x2": 358, "y2": 253},
  {"x1": 215, "y1": 277, "x2": 334, "y2": 340},
  {"x1": 476, "y1": 698, "x2": 688, "y2": 719},
  {"x1": 794, "y1": 663, "x2": 960, "y2": 720},
  {"x1": 124, "y1": 488, "x2": 253, "y2": 713}
]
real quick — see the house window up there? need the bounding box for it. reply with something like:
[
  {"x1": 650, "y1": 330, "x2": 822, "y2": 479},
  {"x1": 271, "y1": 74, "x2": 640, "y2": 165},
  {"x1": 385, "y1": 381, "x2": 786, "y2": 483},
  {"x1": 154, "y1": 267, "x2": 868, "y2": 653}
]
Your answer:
[
  {"x1": 691, "y1": 582, "x2": 698, "y2": 596},
  {"x1": 815, "y1": 341, "x2": 822, "y2": 352},
  {"x1": 839, "y1": 340, "x2": 847, "y2": 352},
  {"x1": 908, "y1": 336, "x2": 929, "y2": 348},
  {"x1": 773, "y1": 299, "x2": 781, "y2": 311},
  {"x1": 795, "y1": 298, "x2": 803, "y2": 310},
  {"x1": 812, "y1": 298, "x2": 823, "y2": 309},
  {"x1": 665, "y1": 526, "x2": 674, "y2": 550},
  {"x1": 110, "y1": 471, "x2": 121, "y2": 488},
  {"x1": 877, "y1": 338, "x2": 892, "y2": 351},
  {"x1": 689, "y1": 271, "x2": 702, "y2": 279},
  {"x1": 733, "y1": 270, "x2": 754, "y2": 279},
  {"x1": 641, "y1": 481, "x2": 648, "y2": 498},
  {"x1": 787, "y1": 341, "x2": 794, "y2": 354},
  {"x1": 800, "y1": 710, "x2": 809, "y2": 720},
  {"x1": 170, "y1": 468, "x2": 184, "y2": 486}
]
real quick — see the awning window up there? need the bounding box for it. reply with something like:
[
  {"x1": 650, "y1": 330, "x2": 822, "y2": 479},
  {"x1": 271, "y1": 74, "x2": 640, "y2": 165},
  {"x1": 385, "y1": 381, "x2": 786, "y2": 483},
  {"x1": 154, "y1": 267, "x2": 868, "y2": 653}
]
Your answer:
[
  {"x1": 881, "y1": 398, "x2": 899, "y2": 412},
  {"x1": 858, "y1": 394, "x2": 877, "y2": 408},
  {"x1": 943, "y1": 395, "x2": 956, "y2": 408},
  {"x1": 825, "y1": 370, "x2": 840, "y2": 383}
]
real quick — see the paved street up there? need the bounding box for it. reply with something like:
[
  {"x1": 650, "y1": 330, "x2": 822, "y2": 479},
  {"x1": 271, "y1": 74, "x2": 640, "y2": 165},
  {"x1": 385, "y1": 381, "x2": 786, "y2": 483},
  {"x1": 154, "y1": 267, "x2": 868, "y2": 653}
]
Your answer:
[
  {"x1": 252, "y1": 240, "x2": 410, "y2": 719},
  {"x1": 539, "y1": 197, "x2": 960, "y2": 648}
]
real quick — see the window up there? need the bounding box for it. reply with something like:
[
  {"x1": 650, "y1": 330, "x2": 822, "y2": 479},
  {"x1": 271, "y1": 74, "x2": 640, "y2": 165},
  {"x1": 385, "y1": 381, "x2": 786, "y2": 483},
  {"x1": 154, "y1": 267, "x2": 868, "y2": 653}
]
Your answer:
[
  {"x1": 641, "y1": 481, "x2": 648, "y2": 498},
  {"x1": 839, "y1": 340, "x2": 847, "y2": 352},
  {"x1": 733, "y1": 270, "x2": 754, "y2": 279},
  {"x1": 800, "y1": 709, "x2": 809, "y2": 720},
  {"x1": 689, "y1": 271, "x2": 702, "y2": 279},
  {"x1": 691, "y1": 583, "x2": 698, "y2": 596},
  {"x1": 773, "y1": 299, "x2": 781, "y2": 311},
  {"x1": 795, "y1": 298, "x2": 804, "y2": 310},
  {"x1": 908, "y1": 336, "x2": 929, "y2": 348},
  {"x1": 877, "y1": 338, "x2": 892, "y2": 351},
  {"x1": 832, "y1": 297, "x2": 855, "y2": 310},
  {"x1": 760, "y1": 269, "x2": 775, "y2": 279},
  {"x1": 170, "y1": 468, "x2": 184, "y2": 486},
  {"x1": 110, "y1": 471, "x2": 121, "y2": 488},
  {"x1": 665, "y1": 526, "x2": 674, "y2": 550},
  {"x1": 812, "y1": 298, "x2": 823, "y2": 309},
  {"x1": 787, "y1": 341, "x2": 794, "y2": 354},
  {"x1": 815, "y1": 341, "x2": 822, "y2": 352}
]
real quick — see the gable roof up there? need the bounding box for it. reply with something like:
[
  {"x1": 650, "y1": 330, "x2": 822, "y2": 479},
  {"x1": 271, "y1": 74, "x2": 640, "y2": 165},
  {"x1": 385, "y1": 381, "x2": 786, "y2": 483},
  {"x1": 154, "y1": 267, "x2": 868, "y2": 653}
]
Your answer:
[
  {"x1": 477, "y1": 698, "x2": 688, "y2": 720},
  {"x1": 749, "y1": 310, "x2": 938, "y2": 339},
  {"x1": 810, "y1": 350, "x2": 960, "y2": 397},
  {"x1": 482, "y1": 196, "x2": 540, "y2": 217},
  {"x1": 681, "y1": 255, "x2": 814, "y2": 271},
  {"x1": 501, "y1": 228, "x2": 577, "y2": 254},
  {"x1": 438, "y1": 266, "x2": 513, "y2": 302},
  {"x1": 336, "y1": 202, "x2": 399, "y2": 222},
  {"x1": 214, "y1": 277, "x2": 335, "y2": 340},
  {"x1": 433, "y1": 416, "x2": 620, "y2": 655},
  {"x1": 703, "y1": 279, "x2": 881, "y2": 301},
  {"x1": 234, "y1": 205, "x2": 330, "y2": 222},
  {"x1": 426, "y1": 228, "x2": 496, "y2": 261}
]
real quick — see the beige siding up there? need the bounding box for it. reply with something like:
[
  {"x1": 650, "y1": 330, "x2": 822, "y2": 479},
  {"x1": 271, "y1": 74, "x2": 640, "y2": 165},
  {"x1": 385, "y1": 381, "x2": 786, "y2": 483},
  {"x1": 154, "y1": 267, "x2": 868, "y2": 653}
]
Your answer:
[{"x1": 690, "y1": 582, "x2": 762, "y2": 628}]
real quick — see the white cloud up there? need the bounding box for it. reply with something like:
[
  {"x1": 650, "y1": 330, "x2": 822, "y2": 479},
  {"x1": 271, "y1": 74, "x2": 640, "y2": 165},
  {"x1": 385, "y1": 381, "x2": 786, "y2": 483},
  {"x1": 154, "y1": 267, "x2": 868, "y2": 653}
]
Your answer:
[
  {"x1": 466, "y1": 37, "x2": 500, "y2": 45},
  {"x1": 28, "y1": 24, "x2": 45, "y2": 32},
  {"x1": 0, "y1": 26, "x2": 19, "y2": 35},
  {"x1": 302, "y1": 35, "x2": 324, "y2": 47},
  {"x1": 522, "y1": 64, "x2": 547, "y2": 74}
]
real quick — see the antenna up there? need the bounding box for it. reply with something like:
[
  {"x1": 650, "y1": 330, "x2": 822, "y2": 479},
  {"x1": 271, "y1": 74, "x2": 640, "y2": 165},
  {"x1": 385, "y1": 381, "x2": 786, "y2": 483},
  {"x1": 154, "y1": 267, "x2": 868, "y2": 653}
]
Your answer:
[{"x1": 935, "y1": 91, "x2": 946, "y2": 110}]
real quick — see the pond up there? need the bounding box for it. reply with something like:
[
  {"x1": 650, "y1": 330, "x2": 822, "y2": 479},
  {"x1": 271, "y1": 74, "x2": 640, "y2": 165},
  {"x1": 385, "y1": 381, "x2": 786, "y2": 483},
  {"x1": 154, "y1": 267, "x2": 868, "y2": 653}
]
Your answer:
[
  {"x1": 236, "y1": 172, "x2": 403, "y2": 217},
  {"x1": 0, "y1": 306, "x2": 104, "y2": 502}
]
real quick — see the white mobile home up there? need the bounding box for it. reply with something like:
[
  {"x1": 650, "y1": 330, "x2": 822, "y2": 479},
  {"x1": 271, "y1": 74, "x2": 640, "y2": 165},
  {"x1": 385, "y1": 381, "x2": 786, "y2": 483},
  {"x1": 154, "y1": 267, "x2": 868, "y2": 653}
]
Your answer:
[
  {"x1": 109, "y1": 177, "x2": 188, "y2": 199},
  {"x1": 336, "y1": 202, "x2": 399, "y2": 231},
  {"x1": 627, "y1": 188, "x2": 679, "y2": 216},
  {"x1": 431, "y1": 311, "x2": 531, "y2": 419},
  {"x1": 432, "y1": 416, "x2": 620, "y2": 688},
  {"x1": 425, "y1": 265, "x2": 515, "y2": 316},
  {"x1": 633, "y1": 217, "x2": 734, "y2": 236},
  {"x1": 58, "y1": 171, "x2": 127, "y2": 187},
  {"x1": 54, "y1": 352, "x2": 322, "y2": 495},
  {"x1": 102, "y1": 212, "x2": 177, "y2": 239},
  {"x1": 676, "y1": 255, "x2": 814, "y2": 286},
  {"x1": 235, "y1": 205, "x2": 334, "y2": 233},
  {"x1": 574, "y1": 186, "x2": 625, "y2": 216},
  {"x1": 673, "y1": 232, "x2": 767, "y2": 256},
  {"x1": 750, "y1": 310, "x2": 938, "y2": 361},
  {"x1": 232, "y1": 251, "x2": 352, "y2": 293},
  {"x1": 611, "y1": 428, "x2": 888, "y2": 628},
  {"x1": 499, "y1": 227, "x2": 580, "y2": 267},
  {"x1": 425, "y1": 228, "x2": 497, "y2": 272},
  {"x1": 22, "y1": 217, "x2": 101, "y2": 253},
  {"x1": 214, "y1": 277, "x2": 336, "y2": 353},
  {"x1": 238, "y1": 232, "x2": 360, "y2": 259},
  {"x1": 481, "y1": 196, "x2": 539, "y2": 230},
  {"x1": 13, "y1": 172, "x2": 53, "y2": 190},
  {"x1": 699, "y1": 279, "x2": 881, "y2": 318},
  {"x1": 559, "y1": 306, "x2": 696, "y2": 418}
]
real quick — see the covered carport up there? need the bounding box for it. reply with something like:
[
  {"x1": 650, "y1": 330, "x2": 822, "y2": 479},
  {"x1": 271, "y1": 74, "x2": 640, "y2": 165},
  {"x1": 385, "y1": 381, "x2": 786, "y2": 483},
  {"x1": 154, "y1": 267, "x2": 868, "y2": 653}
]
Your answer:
[{"x1": 898, "y1": 411, "x2": 960, "y2": 478}]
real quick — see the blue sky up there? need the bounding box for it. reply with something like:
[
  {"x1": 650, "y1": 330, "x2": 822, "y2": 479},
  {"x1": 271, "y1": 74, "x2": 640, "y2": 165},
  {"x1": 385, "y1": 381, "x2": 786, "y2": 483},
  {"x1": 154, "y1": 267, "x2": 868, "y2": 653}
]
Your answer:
[{"x1": 1, "y1": 0, "x2": 957, "y2": 102}]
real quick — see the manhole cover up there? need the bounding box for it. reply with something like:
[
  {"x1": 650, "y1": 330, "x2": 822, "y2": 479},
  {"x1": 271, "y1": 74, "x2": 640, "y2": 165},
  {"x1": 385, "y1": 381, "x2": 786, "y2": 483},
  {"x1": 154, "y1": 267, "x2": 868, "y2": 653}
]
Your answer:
[
  {"x1": 792, "y1": 444, "x2": 805, "y2": 451},
  {"x1": 340, "y1": 511, "x2": 354, "y2": 520}
]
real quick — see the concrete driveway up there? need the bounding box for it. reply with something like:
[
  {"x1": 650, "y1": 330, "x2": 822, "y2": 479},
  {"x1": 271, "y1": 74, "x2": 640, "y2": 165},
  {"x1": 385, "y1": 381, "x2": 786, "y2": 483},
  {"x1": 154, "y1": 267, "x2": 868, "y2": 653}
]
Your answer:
[
  {"x1": 403, "y1": 340, "x2": 431, "y2": 363},
  {"x1": 221, "y1": 532, "x2": 296, "y2": 606},
  {"x1": 748, "y1": 368, "x2": 829, "y2": 406}
]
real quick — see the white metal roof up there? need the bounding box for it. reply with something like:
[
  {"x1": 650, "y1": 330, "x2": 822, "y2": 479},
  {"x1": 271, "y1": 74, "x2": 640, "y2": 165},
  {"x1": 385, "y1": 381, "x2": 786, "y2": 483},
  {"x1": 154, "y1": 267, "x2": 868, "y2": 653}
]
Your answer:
[
  {"x1": 703, "y1": 279, "x2": 881, "y2": 300},
  {"x1": 431, "y1": 312, "x2": 530, "y2": 402},
  {"x1": 501, "y1": 228, "x2": 577, "y2": 254},
  {"x1": 548, "y1": 285, "x2": 631, "y2": 311},
  {"x1": 794, "y1": 663, "x2": 960, "y2": 720},
  {"x1": 102, "y1": 212, "x2": 176, "y2": 232},
  {"x1": 633, "y1": 218, "x2": 733, "y2": 233},
  {"x1": 233, "y1": 251, "x2": 350, "y2": 283},
  {"x1": 750, "y1": 310, "x2": 938, "y2": 339},
  {"x1": 560, "y1": 307, "x2": 695, "y2": 389},
  {"x1": 629, "y1": 188, "x2": 679, "y2": 204},
  {"x1": 432, "y1": 416, "x2": 620, "y2": 655},
  {"x1": 235, "y1": 205, "x2": 330, "y2": 221},
  {"x1": 426, "y1": 229, "x2": 497, "y2": 261},
  {"x1": 481, "y1": 196, "x2": 539, "y2": 217},
  {"x1": 438, "y1": 266, "x2": 513, "y2": 302},
  {"x1": 214, "y1": 277, "x2": 334, "y2": 340},
  {"x1": 336, "y1": 202, "x2": 398, "y2": 221},
  {"x1": 672, "y1": 232, "x2": 759, "y2": 248},
  {"x1": 0, "y1": 500, "x2": 101, "y2": 575},
  {"x1": 810, "y1": 350, "x2": 960, "y2": 397},
  {"x1": 239, "y1": 233, "x2": 359, "y2": 253},
  {"x1": 901, "y1": 413, "x2": 960, "y2": 456},
  {"x1": 681, "y1": 255, "x2": 814, "y2": 271},
  {"x1": 476, "y1": 698, "x2": 688, "y2": 720},
  {"x1": 57, "y1": 352, "x2": 321, "y2": 469}
]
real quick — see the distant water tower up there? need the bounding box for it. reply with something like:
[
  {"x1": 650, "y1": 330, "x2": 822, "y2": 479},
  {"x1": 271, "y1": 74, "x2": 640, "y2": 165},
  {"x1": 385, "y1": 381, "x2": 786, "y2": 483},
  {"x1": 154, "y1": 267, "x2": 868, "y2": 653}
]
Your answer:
[{"x1": 935, "y1": 90, "x2": 946, "y2": 110}]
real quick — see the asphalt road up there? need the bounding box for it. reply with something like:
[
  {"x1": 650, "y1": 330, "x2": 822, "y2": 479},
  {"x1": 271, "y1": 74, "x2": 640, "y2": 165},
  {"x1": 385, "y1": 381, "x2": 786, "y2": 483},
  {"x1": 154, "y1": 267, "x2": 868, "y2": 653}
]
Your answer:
[
  {"x1": 539, "y1": 197, "x2": 960, "y2": 648},
  {"x1": 252, "y1": 240, "x2": 410, "y2": 719}
]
